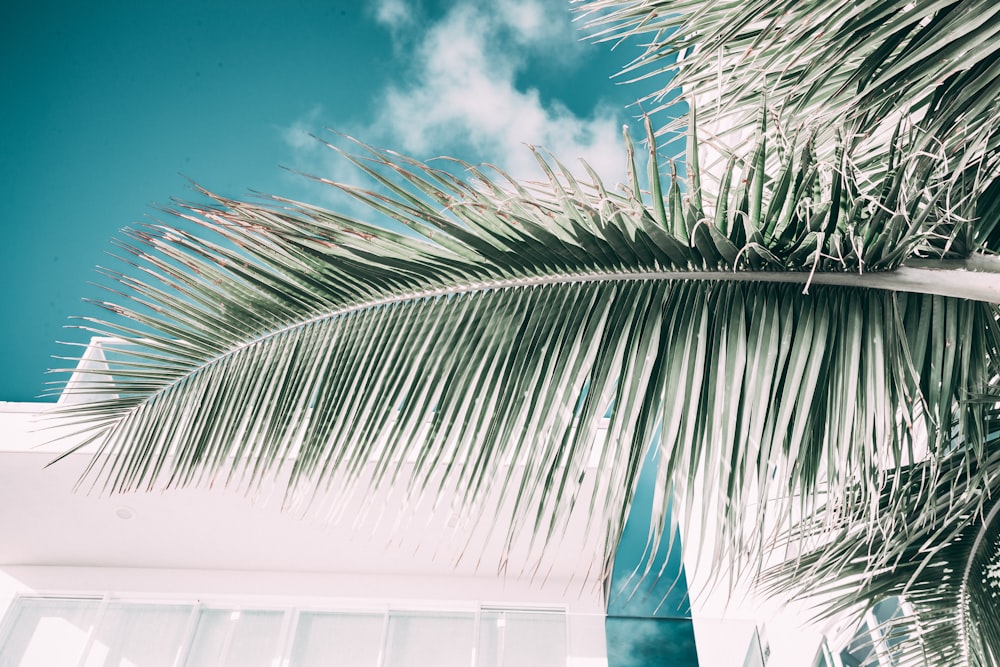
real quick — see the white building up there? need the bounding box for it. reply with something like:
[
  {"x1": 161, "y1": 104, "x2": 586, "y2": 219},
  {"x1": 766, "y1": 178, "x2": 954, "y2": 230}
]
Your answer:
[{"x1": 0, "y1": 338, "x2": 880, "y2": 666}]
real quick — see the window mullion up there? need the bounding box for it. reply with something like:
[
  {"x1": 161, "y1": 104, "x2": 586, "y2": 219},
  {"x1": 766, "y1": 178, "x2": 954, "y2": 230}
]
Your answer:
[
  {"x1": 173, "y1": 601, "x2": 202, "y2": 667},
  {"x1": 274, "y1": 607, "x2": 299, "y2": 667},
  {"x1": 376, "y1": 607, "x2": 390, "y2": 667},
  {"x1": 864, "y1": 610, "x2": 892, "y2": 667},
  {"x1": 497, "y1": 611, "x2": 507, "y2": 667},
  {"x1": 471, "y1": 605, "x2": 482, "y2": 667},
  {"x1": 217, "y1": 606, "x2": 241, "y2": 666},
  {"x1": 75, "y1": 594, "x2": 110, "y2": 667}
]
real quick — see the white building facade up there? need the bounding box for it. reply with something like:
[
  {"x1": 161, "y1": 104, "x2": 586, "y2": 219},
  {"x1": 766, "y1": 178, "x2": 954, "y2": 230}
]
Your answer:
[{"x1": 0, "y1": 340, "x2": 880, "y2": 667}]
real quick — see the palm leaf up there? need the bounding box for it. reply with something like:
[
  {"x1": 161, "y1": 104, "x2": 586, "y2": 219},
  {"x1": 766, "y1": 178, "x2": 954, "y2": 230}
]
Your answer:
[
  {"x1": 579, "y1": 0, "x2": 1000, "y2": 148},
  {"x1": 48, "y1": 130, "x2": 1000, "y2": 585},
  {"x1": 763, "y1": 445, "x2": 1000, "y2": 666},
  {"x1": 577, "y1": 0, "x2": 1000, "y2": 657},
  {"x1": 579, "y1": 0, "x2": 1000, "y2": 232}
]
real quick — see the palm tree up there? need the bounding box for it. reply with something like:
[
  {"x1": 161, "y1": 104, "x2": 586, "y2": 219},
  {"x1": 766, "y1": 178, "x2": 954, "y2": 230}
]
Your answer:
[
  {"x1": 579, "y1": 1, "x2": 1000, "y2": 663},
  {"x1": 50, "y1": 0, "x2": 1000, "y2": 664}
]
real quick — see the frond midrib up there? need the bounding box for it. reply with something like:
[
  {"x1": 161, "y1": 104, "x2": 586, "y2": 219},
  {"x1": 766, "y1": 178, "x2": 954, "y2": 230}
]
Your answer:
[{"x1": 72, "y1": 257, "x2": 1000, "y2": 429}]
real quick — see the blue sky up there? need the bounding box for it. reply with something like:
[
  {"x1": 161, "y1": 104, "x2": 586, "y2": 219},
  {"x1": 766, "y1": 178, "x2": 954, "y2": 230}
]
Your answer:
[{"x1": 1, "y1": 0, "x2": 657, "y2": 402}]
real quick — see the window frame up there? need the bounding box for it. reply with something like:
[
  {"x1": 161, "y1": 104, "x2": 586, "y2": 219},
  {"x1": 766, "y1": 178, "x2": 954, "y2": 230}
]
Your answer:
[{"x1": 0, "y1": 593, "x2": 570, "y2": 667}]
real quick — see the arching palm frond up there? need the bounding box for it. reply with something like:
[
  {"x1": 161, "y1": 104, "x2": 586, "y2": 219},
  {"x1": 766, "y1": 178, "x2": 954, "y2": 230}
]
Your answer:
[
  {"x1": 574, "y1": 0, "x2": 1000, "y2": 660},
  {"x1": 763, "y1": 445, "x2": 1000, "y2": 666},
  {"x1": 579, "y1": 0, "x2": 1000, "y2": 180},
  {"x1": 49, "y1": 129, "x2": 1000, "y2": 585}
]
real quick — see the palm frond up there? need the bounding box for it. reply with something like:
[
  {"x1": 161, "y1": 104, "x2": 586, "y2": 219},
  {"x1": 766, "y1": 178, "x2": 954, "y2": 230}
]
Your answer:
[
  {"x1": 763, "y1": 446, "x2": 1000, "y2": 666},
  {"x1": 577, "y1": 0, "x2": 1000, "y2": 657},
  {"x1": 48, "y1": 130, "x2": 1000, "y2": 585},
  {"x1": 578, "y1": 0, "x2": 1000, "y2": 184}
]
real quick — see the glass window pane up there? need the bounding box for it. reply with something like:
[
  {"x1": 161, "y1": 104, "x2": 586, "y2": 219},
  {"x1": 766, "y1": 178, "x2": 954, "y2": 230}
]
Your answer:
[
  {"x1": 0, "y1": 598, "x2": 101, "y2": 667},
  {"x1": 478, "y1": 611, "x2": 567, "y2": 667},
  {"x1": 872, "y1": 598, "x2": 903, "y2": 626},
  {"x1": 840, "y1": 629, "x2": 877, "y2": 667},
  {"x1": 812, "y1": 641, "x2": 836, "y2": 667},
  {"x1": 184, "y1": 609, "x2": 230, "y2": 665},
  {"x1": 224, "y1": 610, "x2": 285, "y2": 666},
  {"x1": 385, "y1": 611, "x2": 475, "y2": 667},
  {"x1": 289, "y1": 612, "x2": 384, "y2": 667},
  {"x1": 742, "y1": 628, "x2": 766, "y2": 667},
  {"x1": 84, "y1": 602, "x2": 194, "y2": 667},
  {"x1": 185, "y1": 609, "x2": 284, "y2": 667}
]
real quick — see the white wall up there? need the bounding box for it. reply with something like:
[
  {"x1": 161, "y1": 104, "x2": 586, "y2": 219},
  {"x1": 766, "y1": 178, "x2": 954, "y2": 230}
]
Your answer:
[{"x1": 0, "y1": 399, "x2": 609, "y2": 664}]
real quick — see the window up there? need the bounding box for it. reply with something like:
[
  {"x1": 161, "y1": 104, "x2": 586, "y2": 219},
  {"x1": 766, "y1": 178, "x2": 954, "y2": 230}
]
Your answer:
[
  {"x1": 812, "y1": 639, "x2": 836, "y2": 667},
  {"x1": 0, "y1": 597, "x2": 568, "y2": 667},
  {"x1": 478, "y1": 609, "x2": 567, "y2": 667},
  {"x1": 182, "y1": 609, "x2": 285, "y2": 667},
  {"x1": 289, "y1": 612, "x2": 384, "y2": 666},
  {"x1": 0, "y1": 598, "x2": 193, "y2": 667},
  {"x1": 742, "y1": 627, "x2": 768, "y2": 667},
  {"x1": 839, "y1": 597, "x2": 910, "y2": 667},
  {"x1": 384, "y1": 611, "x2": 476, "y2": 667}
]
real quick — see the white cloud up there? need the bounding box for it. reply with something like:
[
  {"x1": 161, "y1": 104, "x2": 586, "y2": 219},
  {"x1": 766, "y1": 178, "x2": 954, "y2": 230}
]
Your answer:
[
  {"x1": 282, "y1": 105, "x2": 324, "y2": 153},
  {"x1": 496, "y1": 0, "x2": 579, "y2": 50},
  {"x1": 498, "y1": 0, "x2": 547, "y2": 42},
  {"x1": 282, "y1": 0, "x2": 627, "y2": 204},
  {"x1": 376, "y1": 0, "x2": 625, "y2": 183},
  {"x1": 372, "y1": 0, "x2": 415, "y2": 31}
]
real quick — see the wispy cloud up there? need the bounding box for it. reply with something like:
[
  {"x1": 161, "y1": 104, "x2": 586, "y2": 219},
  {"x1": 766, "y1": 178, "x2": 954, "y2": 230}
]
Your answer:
[
  {"x1": 282, "y1": 105, "x2": 324, "y2": 155},
  {"x1": 281, "y1": 0, "x2": 628, "y2": 208},
  {"x1": 371, "y1": 0, "x2": 415, "y2": 33},
  {"x1": 378, "y1": 1, "x2": 624, "y2": 182}
]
